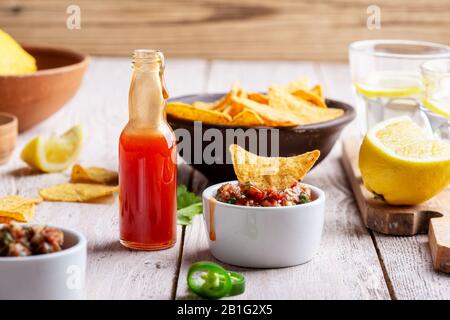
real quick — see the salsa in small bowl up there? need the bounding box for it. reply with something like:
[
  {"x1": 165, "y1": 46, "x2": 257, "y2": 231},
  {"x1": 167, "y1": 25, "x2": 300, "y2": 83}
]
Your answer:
[
  {"x1": 202, "y1": 180, "x2": 325, "y2": 268},
  {"x1": 0, "y1": 223, "x2": 87, "y2": 299}
]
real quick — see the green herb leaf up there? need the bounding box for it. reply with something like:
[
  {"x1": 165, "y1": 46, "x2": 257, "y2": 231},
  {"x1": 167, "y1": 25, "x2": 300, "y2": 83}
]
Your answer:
[
  {"x1": 177, "y1": 202, "x2": 203, "y2": 226},
  {"x1": 177, "y1": 185, "x2": 203, "y2": 226},
  {"x1": 177, "y1": 185, "x2": 201, "y2": 209}
]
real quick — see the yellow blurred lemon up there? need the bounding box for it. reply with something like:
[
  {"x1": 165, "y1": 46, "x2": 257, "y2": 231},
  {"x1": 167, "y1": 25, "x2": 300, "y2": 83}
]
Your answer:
[
  {"x1": 354, "y1": 72, "x2": 421, "y2": 98},
  {"x1": 21, "y1": 125, "x2": 83, "y2": 173},
  {"x1": 422, "y1": 96, "x2": 450, "y2": 120},
  {"x1": 0, "y1": 29, "x2": 37, "y2": 75},
  {"x1": 359, "y1": 117, "x2": 450, "y2": 205}
]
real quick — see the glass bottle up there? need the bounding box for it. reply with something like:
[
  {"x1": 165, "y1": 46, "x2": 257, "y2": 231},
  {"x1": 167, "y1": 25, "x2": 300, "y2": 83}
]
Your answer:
[{"x1": 119, "y1": 49, "x2": 177, "y2": 250}]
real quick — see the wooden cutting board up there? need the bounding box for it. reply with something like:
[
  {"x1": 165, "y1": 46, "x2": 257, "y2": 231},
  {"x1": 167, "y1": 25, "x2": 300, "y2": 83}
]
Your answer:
[{"x1": 341, "y1": 136, "x2": 450, "y2": 273}]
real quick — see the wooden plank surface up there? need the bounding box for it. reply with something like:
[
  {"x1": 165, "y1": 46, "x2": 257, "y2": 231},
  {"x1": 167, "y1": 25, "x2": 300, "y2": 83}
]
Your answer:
[
  {"x1": 1, "y1": 57, "x2": 449, "y2": 299},
  {"x1": 0, "y1": 57, "x2": 208, "y2": 299},
  {"x1": 375, "y1": 234, "x2": 450, "y2": 299},
  {"x1": 320, "y1": 63, "x2": 450, "y2": 299},
  {"x1": 175, "y1": 60, "x2": 390, "y2": 299},
  {"x1": 1, "y1": 0, "x2": 449, "y2": 61}
]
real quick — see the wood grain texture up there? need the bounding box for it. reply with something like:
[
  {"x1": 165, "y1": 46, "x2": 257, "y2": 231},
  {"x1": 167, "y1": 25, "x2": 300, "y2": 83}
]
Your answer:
[
  {"x1": 175, "y1": 60, "x2": 390, "y2": 299},
  {"x1": 1, "y1": 0, "x2": 449, "y2": 61},
  {"x1": 374, "y1": 234, "x2": 450, "y2": 299},
  {"x1": 429, "y1": 219, "x2": 450, "y2": 273},
  {"x1": 0, "y1": 57, "x2": 208, "y2": 299}
]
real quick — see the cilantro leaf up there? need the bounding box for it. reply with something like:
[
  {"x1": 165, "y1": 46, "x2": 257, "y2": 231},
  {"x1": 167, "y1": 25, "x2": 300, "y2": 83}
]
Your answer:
[
  {"x1": 177, "y1": 185, "x2": 203, "y2": 226},
  {"x1": 177, "y1": 202, "x2": 203, "y2": 226}
]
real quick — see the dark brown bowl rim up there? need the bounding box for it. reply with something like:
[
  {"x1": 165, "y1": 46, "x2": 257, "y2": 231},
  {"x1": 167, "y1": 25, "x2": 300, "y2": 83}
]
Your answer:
[
  {"x1": 168, "y1": 93, "x2": 356, "y2": 131},
  {"x1": 0, "y1": 45, "x2": 90, "y2": 79}
]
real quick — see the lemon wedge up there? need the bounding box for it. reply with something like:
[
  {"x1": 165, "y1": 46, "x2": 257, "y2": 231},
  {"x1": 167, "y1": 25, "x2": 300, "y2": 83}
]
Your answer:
[
  {"x1": 21, "y1": 125, "x2": 83, "y2": 173},
  {"x1": 359, "y1": 117, "x2": 450, "y2": 205},
  {"x1": 354, "y1": 72, "x2": 421, "y2": 98},
  {"x1": 0, "y1": 29, "x2": 37, "y2": 75}
]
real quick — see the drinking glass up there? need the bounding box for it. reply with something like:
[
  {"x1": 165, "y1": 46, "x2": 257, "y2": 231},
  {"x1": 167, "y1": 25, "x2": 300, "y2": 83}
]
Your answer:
[
  {"x1": 349, "y1": 40, "x2": 450, "y2": 134},
  {"x1": 421, "y1": 58, "x2": 450, "y2": 141}
]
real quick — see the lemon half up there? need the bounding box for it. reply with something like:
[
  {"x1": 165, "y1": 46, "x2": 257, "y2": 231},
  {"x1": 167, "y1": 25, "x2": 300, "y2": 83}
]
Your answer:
[
  {"x1": 359, "y1": 117, "x2": 450, "y2": 205},
  {"x1": 0, "y1": 29, "x2": 37, "y2": 75},
  {"x1": 21, "y1": 125, "x2": 83, "y2": 173}
]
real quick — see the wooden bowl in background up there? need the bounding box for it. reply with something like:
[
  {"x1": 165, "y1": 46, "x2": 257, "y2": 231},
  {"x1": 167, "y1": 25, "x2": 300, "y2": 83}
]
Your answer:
[
  {"x1": 168, "y1": 94, "x2": 356, "y2": 183},
  {"x1": 0, "y1": 46, "x2": 89, "y2": 132}
]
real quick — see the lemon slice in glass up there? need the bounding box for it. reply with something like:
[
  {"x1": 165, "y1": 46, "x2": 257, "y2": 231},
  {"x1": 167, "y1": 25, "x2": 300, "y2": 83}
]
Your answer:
[
  {"x1": 422, "y1": 94, "x2": 450, "y2": 120},
  {"x1": 21, "y1": 125, "x2": 83, "y2": 173},
  {"x1": 359, "y1": 117, "x2": 450, "y2": 205},
  {"x1": 354, "y1": 72, "x2": 421, "y2": 98}
]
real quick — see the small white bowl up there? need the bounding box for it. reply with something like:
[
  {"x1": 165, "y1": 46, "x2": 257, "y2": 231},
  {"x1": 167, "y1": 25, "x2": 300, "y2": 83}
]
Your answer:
[
  {"x1": 0, "y1": 225, "x2": 87, "y2": 299},
  {"x1": 202, "y1": 181, "x2": 325, "y2": 268}
]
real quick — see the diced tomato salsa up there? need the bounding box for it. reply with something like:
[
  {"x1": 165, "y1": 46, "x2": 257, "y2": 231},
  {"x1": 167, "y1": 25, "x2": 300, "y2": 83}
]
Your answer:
[{"x1": 215, "y1": 181, "x2": 312, "y2": 207}]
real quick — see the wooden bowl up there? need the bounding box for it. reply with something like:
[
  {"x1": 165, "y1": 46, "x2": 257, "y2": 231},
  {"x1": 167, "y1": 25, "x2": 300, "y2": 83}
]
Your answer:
[
  {"x1": 168, "y1": 94, "x2": 356, "y2": 183},
  {"x1": 0, "y1": 112, "x2": 18, "y2": 165},
  {"x1": 0, "y1": 46, "x2": 89, "y2": 132}
]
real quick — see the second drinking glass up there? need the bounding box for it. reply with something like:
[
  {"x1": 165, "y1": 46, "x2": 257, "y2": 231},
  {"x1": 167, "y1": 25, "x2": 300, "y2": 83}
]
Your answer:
[{"x1": 349, "y1": 40, "x2": 450, "y2": 134}]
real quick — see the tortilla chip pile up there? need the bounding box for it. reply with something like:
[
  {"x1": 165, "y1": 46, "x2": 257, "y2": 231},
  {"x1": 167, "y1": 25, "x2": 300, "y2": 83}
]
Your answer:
[
  {"x1": 167, "y1": 79, "x2": 344, "y2": 127},
  {"x1": 229, "y1": 144, "x2": 320, "y2": 190},
  {"x1": 0, "y1": 165, "x2": 119, "y2": 223},
  {"x1": 39, "y1": 164, "x2": 118, "y2": 202}
]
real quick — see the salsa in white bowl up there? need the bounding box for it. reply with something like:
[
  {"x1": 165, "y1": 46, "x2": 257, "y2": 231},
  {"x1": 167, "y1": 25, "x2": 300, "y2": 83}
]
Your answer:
[{"x1": 202, "y1": 181, "x2": 325, "y2": 268}]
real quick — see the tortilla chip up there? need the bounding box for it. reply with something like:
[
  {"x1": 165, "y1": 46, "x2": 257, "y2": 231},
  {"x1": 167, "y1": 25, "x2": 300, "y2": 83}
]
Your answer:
[
  {"x1": 230, "y1": 144, "x2": 320, "y2": 190},
  {"x1": 237, "y1": 88, "x2": 248, "y2": 99},
  {"x1": 71, "y1": 164, "x2": 118, "y2": 185},
  {"x1": 190, "y1": 83, "x2": 240, "y2": 111},
  {"x1": 248, "y1": 93, "x2": 269, "y2": 105},
  {"x1": 192, "y1": 101, "x2": 216, "y2": 110},
  {"x1": 167, "y1": 102, "x2": 232, "y2": 124},
  {"x1": 39, "y1": 183, "x2": 119, "y2": 202},
  {"x1": 0, "y1": 195, "x2": 41, "y2": 222},
  {"x1": 230, "y1": 109, "x2": 265, "y2": 126},
  {"x1": 282, "y1": 78, "x2": 309, "y2": 93},
  {"x1": 311, "y1": 85, "x2": 323, "y2": 98},
  {"x1": 0, "y1": 217, "x2": 13, "y2": 224},
  {"x1": 223, "y1": 103, "x2": 244, "y2": 118},
  {"x1": 291, "y1": 88, "x2": 327, "y2": 108},
  {"x1": 268, "y1": 87, "x2": 343, "y2": 125},
  {"x1": 231, "y1": 96, "x2": 299, "y2": 127},
  {"x1": 210, "y1": 82, "x2": 241, "y2": 112}
]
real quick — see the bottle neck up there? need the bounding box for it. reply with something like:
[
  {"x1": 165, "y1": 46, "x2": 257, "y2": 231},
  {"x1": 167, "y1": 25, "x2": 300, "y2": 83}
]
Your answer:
[{"x1": 128, "y1": 51, "x2": 168, "y2": 129}]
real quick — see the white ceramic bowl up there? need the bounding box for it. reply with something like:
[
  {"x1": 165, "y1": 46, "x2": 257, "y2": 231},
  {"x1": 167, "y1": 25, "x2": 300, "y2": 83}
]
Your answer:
[
  {"x1": 0, "y1": 225, "x2": 87, "y2": 299},
  {"x1": 202, "y1": 181, "x2": 325, "y2": 268}
]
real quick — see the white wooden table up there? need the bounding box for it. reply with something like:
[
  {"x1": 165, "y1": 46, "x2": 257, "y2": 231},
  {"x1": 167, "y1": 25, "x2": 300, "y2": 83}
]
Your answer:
[{"x1": 1, "y1": 58, "x2": 449, "y2": 299}]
